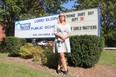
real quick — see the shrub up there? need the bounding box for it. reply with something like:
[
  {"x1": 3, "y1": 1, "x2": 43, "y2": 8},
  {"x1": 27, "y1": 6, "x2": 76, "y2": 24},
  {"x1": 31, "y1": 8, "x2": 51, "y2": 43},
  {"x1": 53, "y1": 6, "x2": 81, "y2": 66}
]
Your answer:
[
  {"x1": 42, "y1": 47, "x2": 58, "y2": 69},
  {"x1": 5, "y1": 36, "x2": 26, "y2": 56},
  {"x1": 67, "y1": 35, "x2": 103, "y2": 68},
  {"x1": 105, "y1": 37, "x2": 116, "y2": 47},
  {"x1": 33, "y1": 55, "x2": 40, "y2": 62},
  {"x1": 0, "y1": 41, "x2": 7, "y2": 53},
  {"x1": 19, "y1": 43, "x2": 44, "y2": 59}
]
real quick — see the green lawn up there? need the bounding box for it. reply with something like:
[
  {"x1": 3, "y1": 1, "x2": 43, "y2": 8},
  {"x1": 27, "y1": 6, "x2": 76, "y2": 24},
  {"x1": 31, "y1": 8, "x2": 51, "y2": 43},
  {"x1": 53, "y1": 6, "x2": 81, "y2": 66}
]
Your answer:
[
  {"x1": 0, "y1": 53, "x2": 67, "y2": 77},
  {"x1": 0, "y1": 50, "x2": 116, "y2": 77},
  {"x1": 98, "y1": 50, "x2": 116, "y2": 68},
  {"x1": 0, "y1": 61, "x2": 57, "y2": 77},
  {"x1": 0, "y1": 53, "x2": 8, "y2": 57}
]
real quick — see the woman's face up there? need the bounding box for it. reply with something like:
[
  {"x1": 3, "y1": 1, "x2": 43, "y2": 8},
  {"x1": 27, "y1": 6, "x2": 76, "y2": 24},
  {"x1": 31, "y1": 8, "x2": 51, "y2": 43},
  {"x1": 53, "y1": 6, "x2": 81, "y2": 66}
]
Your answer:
[{"x1": 59, "y1": 15, "x2": 65, "y2": 21}]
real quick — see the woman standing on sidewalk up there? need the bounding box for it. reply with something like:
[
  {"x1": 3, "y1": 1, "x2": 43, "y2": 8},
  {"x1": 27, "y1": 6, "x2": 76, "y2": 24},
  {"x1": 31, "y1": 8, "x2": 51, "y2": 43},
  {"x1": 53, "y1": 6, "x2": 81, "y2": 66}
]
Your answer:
[{"x1": 54, "y1": 13, "x2": 71, "y2": 75}]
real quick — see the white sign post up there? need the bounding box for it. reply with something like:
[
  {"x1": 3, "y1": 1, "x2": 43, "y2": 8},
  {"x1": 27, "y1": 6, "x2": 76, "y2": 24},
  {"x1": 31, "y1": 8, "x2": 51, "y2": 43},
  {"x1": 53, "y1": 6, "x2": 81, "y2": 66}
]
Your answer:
[{"x1": 15, "y1": 7, "x2": 100, "y2": 38}]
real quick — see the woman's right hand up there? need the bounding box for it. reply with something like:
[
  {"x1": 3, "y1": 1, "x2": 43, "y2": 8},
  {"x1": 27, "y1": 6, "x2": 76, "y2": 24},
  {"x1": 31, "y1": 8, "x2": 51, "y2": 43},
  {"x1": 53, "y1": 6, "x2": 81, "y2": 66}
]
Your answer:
[
  {"x1": 61, "y1": 36, "x2": 66, "y2": 41},
  {"x1": 60, "y1": 39, "x2": 64, "y2": 42}
]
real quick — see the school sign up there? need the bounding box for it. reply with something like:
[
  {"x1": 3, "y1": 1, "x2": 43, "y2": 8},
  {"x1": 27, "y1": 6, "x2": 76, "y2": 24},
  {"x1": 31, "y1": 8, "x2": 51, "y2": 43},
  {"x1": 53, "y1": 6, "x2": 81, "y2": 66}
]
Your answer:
[{"x1": 15, "y1": 7, "x2": 100, "y2": 38}]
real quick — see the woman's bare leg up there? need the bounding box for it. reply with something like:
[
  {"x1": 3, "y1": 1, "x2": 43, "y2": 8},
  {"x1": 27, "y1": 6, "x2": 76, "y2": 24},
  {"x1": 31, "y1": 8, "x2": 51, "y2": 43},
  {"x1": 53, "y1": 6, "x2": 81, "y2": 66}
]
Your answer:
[
  {"x1": 59, "y1": 52, "x2": 67, "y2": 71},
  {"x1": 58, "y1": 54, "x2": 61, "y2": 70}
]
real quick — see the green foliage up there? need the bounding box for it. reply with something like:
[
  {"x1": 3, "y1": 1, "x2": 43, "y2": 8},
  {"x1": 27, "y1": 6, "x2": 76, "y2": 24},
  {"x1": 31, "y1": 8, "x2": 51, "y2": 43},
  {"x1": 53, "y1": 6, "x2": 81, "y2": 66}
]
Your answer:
[
  {"x1": 33, "y1": 55, "x2": 40, "y2": 62},
  {"x1": 102, "y1": 26, "x2": 116, "y2": 47},
  {"x1": 42, "y1": 47, "x2": 58, "y2": 69},
  {"x1": 67, "y1": 35, "x2": 103, "y2": 68},
  {"x1": 0, "y1": 41, "x2": 7, "y2": 53},
  {"x1": 105, "y1": 36, "x2": 116, "y2": 47},
  {"x1": 5, "y1": 36, "x2": 26, "y2": 57},
  {"x1": 0, "y1": 0, "x2": 69, "y2": 36},
  {"x1": 19, "y1": 43, "x2": 43, "y2": 59}
]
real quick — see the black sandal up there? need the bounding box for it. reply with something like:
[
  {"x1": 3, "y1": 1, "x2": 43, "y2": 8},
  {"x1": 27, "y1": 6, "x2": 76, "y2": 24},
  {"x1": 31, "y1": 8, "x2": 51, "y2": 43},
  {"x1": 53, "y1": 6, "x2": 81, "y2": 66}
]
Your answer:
[
  {"x1": 56, "y1": 69, "x2": 61, "y2": 74},
  {"x1": 63, "y1": 70, "x2": 68, "y2": 75}
]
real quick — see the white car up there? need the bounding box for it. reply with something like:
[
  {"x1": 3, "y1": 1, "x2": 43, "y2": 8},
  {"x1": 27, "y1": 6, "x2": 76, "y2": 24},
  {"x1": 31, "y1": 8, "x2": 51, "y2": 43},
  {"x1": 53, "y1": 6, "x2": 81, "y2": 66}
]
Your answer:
[{"x1": 37, "y1": 41, "x2": 48, "y2": 46}]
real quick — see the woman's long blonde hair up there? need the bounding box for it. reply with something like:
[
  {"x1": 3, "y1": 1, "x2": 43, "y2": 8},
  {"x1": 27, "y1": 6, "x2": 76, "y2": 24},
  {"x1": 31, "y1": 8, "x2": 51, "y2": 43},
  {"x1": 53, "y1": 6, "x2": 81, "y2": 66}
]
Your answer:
[{"x1": 57, "y1": 13, "x2": 66, "y2": 24}]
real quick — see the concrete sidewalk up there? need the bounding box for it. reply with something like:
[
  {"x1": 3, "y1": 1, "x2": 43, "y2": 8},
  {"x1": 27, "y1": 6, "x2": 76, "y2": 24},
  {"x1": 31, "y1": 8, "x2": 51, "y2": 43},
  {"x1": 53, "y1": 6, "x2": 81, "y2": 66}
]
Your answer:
[{"x1": 104, "y1": 47, "x2": 116, "y2": 50}]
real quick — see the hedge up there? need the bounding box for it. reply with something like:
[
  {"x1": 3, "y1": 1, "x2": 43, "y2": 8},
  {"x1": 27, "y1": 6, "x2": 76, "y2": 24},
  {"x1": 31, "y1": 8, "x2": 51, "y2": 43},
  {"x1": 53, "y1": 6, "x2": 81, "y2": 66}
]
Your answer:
[
  {"x1": 67, "y1": 35, "x2": 103, "y2": 68},
  {"x1": 5, "y1": 36, "x2": 26, "y2": 56}
]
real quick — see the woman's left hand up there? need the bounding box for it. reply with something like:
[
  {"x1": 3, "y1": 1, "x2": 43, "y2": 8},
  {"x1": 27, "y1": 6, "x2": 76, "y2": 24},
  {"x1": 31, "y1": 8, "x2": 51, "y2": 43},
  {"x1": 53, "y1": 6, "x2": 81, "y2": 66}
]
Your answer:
[{"x1": 61, "y1": 36, "x2": 66, "y2": 41}]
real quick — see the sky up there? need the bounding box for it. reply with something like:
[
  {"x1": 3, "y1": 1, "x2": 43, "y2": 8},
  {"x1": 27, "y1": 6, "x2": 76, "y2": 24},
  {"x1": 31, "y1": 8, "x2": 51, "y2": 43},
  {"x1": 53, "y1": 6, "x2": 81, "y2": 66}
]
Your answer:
[{"x1": 62, "y1": 0, "x2": 75, "y2": 9}]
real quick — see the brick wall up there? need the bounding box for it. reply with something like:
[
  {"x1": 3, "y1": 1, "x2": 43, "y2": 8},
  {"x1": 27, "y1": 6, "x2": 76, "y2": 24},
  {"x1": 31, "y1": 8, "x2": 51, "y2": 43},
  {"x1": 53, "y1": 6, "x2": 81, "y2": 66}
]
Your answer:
[{"x1": 0, "y1": 22, "x2": 5, "y2": 41}]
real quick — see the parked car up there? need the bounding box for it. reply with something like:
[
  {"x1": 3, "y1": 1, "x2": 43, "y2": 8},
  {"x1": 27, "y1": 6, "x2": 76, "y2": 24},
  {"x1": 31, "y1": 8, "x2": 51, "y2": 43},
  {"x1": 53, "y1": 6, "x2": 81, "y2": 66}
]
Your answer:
[{"x1": 37, "y1": 41, "x2": 48, "y2": 46}]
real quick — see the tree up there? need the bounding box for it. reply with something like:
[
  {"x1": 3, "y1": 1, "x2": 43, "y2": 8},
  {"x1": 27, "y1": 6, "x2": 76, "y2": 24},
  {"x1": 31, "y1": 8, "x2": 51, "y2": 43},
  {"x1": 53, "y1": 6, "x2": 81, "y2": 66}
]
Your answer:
[
  {"x1": 0, "y1": 0, "x2": 70, "y2": 36},
  {"x1": 74, "y1": 0, "x2": 116, "y2": 47}
]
